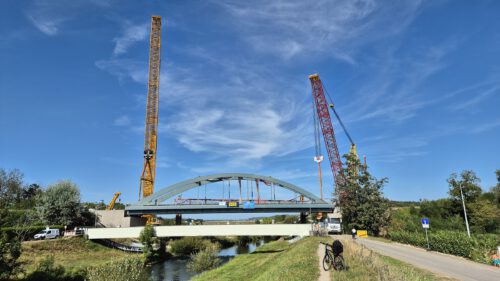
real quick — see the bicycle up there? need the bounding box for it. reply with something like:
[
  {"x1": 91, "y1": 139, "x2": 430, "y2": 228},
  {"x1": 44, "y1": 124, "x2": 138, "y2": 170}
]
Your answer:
[{"x1": 320, "y1": 241, "x2": 345, "y2": 271}]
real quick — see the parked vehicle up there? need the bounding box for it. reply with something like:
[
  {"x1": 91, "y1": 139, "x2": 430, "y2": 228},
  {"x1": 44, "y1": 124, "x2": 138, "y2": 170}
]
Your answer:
[
  {"x1": 34, "y1": 229, "x2": 60, "y2": 240},
  {"x1": 326, "y1": 212, "x2": 342, "y2": 234}
]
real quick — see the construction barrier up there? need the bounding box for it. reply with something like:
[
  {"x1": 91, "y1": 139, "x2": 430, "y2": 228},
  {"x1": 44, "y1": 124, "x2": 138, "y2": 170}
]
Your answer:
[{"x1": 357, "y1": 230, "x2": 368, "y2": 238}]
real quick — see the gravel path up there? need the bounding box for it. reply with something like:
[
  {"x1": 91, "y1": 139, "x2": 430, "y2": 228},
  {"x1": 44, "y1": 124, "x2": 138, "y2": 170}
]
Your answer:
[{"x1": 317, "y1": 243, "x2": 331, "y2": 281}]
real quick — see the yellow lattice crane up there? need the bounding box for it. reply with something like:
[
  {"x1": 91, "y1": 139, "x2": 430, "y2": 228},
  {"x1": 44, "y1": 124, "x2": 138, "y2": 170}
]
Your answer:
[
  {"x1": 106, "y1": 192, "x2": 121, "y2": 210},
  {"x1": 139, "y1": 16, "x2": 162, "y2": 224}
]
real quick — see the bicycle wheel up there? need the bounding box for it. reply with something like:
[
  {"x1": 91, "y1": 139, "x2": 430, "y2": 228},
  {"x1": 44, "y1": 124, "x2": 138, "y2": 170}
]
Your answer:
[
  {"x1": 322, "y1": 254, "x2": 332, "y2": 271},
  {"x1": 333, "y1": 255, "x2": 345, "y2": 271}
]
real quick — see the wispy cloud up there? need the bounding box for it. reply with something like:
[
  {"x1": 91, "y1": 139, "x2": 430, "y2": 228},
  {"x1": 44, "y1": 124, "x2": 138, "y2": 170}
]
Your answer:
[
  {"x1": 24, "y1": 0, "x2": 109, "y2": 36},
  {"x1": 97, "y1": 53, "x2": 313, "y2": 166},
  {"x1": 448, "y1": 85, "x2": 500, "y2": 111},
  {"x1": 113, "y1": 22, "x2": 149, "y2": 56},
  {"x1": 469, "y1": 119, "x2": 500, "y2": 134},
  {"x1": 216, "y1": 0, "x2": 423, "y2": 62},
  {"x1": 113, "y1": 115, "x2": 131, "y2": 126}
]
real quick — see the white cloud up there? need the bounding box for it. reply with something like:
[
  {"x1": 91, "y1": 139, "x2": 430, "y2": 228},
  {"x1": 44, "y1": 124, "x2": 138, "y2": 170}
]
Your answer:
[
  {"x1": 25, "y1": 0, "x2": 110, "y2": 36},
  {"x1": 26, "y1": 14, "x2": 63, "y2": 36},
  {"x1": 217, "y1": 0, "x2": 423, "y2": 61},
  {"x1": 448, "y1": 85, "x2": 500, "y2": 111},
  {"x1": 113, "y1": 115, "x2": 131, "y2": 126},
  {"x1": 113, "y1": 22, "x2": 149, "y2": 56}
]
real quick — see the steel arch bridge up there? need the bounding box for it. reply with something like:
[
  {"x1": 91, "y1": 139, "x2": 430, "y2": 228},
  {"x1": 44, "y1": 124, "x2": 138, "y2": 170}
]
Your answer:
[{"x1": 125, "y1": 173, "x2": 334, "y2": 215}]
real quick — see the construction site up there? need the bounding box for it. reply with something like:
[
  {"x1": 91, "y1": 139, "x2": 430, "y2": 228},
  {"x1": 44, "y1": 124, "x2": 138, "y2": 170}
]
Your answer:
[{"x1": 90, "y1": 16, "x2": 365, "y2": 232}]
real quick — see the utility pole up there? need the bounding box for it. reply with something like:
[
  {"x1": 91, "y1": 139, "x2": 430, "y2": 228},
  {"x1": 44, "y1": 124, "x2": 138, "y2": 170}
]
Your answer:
[{"x1": 459, "y1": 182, "x2": 471, "y2": 238}]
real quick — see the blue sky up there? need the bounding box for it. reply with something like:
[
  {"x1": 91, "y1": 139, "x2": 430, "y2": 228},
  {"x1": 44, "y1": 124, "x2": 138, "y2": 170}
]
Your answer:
[{"x1": 1, "y1": 0, "x2": 499, "y2": 208}]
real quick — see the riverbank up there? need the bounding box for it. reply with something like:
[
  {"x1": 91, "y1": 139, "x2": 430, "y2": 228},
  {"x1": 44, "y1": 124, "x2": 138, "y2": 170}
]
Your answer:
[
  {"x1": 18, "y1": 237, "x2": 135, "y2": 278},
  {"x1": 193, "y1": 236, "x2": 330, "y2": 281}
]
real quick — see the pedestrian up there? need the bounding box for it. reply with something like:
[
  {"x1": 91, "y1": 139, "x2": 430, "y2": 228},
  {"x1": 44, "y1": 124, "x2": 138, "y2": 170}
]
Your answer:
[
  {"x1": 351, "y1": 227, "x2": 357, "y2": 239},
  {"x1": 492, "y1": 252, "x2": 499, "y2": 268}
]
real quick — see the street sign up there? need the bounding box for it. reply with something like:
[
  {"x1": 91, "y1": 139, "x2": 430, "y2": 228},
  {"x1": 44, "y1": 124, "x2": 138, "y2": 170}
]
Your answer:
[{"x1": 421, "y1": 218, "x2": 429, "y2": 229}]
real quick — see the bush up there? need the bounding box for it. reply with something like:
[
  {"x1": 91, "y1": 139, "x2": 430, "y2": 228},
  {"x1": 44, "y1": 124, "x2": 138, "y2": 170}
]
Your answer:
[
  {"x1": 187, "y1": 243, "x2": 221, "y2": 273},
  {"x1": 26, "y1": 256, "x2": 66, "y2": 281},
  {"x1": 0, "y1": 225, "x2": 64, "y2": 241},
  {"x1": 388, "y1": 230, "x2": 500, "y2": 263},
  {"x1": 86, "y1": 256, "x2": 147, "y2": 281},
  {"x1": 169, "y1": 237, "x2": 212, "y2": 256}
]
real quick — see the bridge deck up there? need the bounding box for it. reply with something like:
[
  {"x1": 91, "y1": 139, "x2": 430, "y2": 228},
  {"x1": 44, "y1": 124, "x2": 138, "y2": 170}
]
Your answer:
[
  {"x1": 87, "y1": 224, "x2": 313, "y2": 239},
  {"x1": 125, "y1": 203, "x2": 334, "y2": 215}
]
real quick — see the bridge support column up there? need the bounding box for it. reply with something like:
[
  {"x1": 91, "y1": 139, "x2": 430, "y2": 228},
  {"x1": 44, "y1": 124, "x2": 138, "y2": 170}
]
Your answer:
[
  {"x1": 175, "y1": 214, "x2": 182, "y2": 225},
  {"x1": 300, "y1": 212, "x2": 308, "y2": 224}
]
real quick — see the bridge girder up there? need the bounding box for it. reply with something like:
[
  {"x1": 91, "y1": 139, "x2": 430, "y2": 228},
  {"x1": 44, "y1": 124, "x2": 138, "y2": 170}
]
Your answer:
[{"x1": 136, "y1": 173, "x2": 325, "y2": 205}]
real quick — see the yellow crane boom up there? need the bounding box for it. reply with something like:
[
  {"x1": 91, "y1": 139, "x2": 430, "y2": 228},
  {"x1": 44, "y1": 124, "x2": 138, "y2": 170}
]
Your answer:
[
  {"x1": 140, "y1": 16, "x2": 162, "y2": 201},
  {"x1": 106, "y1": 192, "x2": 121, "y2": 210}
]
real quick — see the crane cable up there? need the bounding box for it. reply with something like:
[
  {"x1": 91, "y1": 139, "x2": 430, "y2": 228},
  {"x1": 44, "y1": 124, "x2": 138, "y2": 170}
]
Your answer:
[{"x1": 322, "y1": 83, "x2": 355, "y2": 146}]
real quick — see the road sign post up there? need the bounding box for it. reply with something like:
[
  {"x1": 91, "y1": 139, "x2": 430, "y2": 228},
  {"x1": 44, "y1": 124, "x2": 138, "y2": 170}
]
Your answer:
[{"x1": 421, "y1": 218, "x2": 430, "y2": 250}]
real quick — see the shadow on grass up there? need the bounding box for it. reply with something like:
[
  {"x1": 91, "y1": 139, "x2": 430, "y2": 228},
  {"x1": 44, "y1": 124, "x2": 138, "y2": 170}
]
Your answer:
[{"x1": 252, "y1": 249, "x2": 285, "y2": 254}]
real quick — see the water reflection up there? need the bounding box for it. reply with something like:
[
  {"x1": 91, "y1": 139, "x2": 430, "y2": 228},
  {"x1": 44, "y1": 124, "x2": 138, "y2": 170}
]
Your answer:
[
  {"x1": 218, "y1": 240, "x2": 264, "y2": 256},
  {"x1": 149, "y1": 240, "x2": 264, "y2": 281}
]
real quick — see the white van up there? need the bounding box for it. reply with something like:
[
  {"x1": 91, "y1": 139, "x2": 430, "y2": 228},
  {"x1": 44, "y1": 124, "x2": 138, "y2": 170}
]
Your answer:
[{"x1": 34, "y1": 229, "x2": 60, "y2": 240}]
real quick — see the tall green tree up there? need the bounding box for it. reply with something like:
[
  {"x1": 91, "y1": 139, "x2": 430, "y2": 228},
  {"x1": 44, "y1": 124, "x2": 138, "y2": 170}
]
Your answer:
[
  {"x1": 447, "y1": 170, "x2": 482, "y2": 203},
  {"x1": 337, "y1": 153, "x2": 389, "y2": 236},
  {"x1": 0, "y1": 168, "x2": 24, "y2": 206},
  {"x1": 35, "y1": 180, "x2": 87, "y2": 226}
]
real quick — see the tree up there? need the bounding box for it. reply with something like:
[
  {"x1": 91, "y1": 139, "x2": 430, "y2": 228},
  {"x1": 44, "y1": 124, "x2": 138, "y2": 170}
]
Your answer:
[
  {"x1": 337, "y1": 153, "x2": 390, "y2": 236},
  {"x1": 447, "y1": 170, "x2": 482, "y2": 203},
  {"x1": 0, "y1": 232, "x2": 21, "y2": 280},
  {"x1": 35, "y1": 180, "x2": 86, "y2": 226},
  {"x1": 468, "y1": 200, "x2": 500, "y2": 233},
  {"x1": 139, "y1": 225, "x2": 158, "y2": 262},
  {"x1": 0, "y1": 168, "x2": 24, "y2": 206},
  {"x1": 491, "y1": 169, "x2": 500, "y2": 207}
]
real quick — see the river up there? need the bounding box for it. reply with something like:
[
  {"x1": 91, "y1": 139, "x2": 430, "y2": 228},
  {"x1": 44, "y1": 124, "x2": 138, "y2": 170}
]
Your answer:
[{"x1": 148, "y1": 240, "x2": 265, "y2": 281}]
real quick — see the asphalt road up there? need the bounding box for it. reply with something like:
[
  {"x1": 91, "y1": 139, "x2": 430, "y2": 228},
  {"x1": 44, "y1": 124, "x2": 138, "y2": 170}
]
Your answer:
[{"x1": 356, "y1": 238, "x2": 500, "y2": 281}]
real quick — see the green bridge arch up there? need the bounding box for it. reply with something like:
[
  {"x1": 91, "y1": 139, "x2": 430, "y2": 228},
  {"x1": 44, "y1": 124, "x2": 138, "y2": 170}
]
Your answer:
[{"x1": 138, "y1": 173, "x2": 324, "y2": 205}]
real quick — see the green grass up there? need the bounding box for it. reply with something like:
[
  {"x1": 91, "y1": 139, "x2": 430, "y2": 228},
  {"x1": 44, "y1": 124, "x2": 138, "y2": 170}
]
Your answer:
[
  {"x1": 193, "y1": 237, "x2": 329, "y2": 281},
  {"x1": 18, "y1": 237, "x2": 136, "y2": 275},
  {"x1": 330, "y1": 238, "x2": 454, "y2": 281}
]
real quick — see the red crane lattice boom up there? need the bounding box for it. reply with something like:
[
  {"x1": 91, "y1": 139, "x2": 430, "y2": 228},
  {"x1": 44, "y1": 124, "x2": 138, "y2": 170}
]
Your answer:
[{"x1": 309, "y1": 74, "x2": 343, "y2": 194}]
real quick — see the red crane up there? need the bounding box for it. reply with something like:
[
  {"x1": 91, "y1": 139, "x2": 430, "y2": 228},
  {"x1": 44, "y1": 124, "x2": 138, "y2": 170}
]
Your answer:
[{"x1": 309, "y1": 74, "x2": 343, "y2": 197}]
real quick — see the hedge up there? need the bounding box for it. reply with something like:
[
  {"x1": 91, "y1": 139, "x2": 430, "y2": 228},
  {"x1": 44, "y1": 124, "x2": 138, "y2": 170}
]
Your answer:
[
  {"x1": 388, "y1": 230, "x2": 500, "y2": 263},
  {"x1": 0, "y1": 225, "x2": 64, "y2": 241}
]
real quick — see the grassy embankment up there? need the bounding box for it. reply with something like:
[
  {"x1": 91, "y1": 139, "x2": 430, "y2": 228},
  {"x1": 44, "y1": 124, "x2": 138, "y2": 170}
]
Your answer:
[
  {"x1": 193, "y1": 236, "x2": 329, "y2": 281},
  {"x1": 194, "y1": 236, "x2": 451, "y2": 281},
  {"x1": 331, "y1": 238, "x2": 453, "y2": 281},
  {"x1": 18, "y1": 237, "x2": 136, "y2": 276}
]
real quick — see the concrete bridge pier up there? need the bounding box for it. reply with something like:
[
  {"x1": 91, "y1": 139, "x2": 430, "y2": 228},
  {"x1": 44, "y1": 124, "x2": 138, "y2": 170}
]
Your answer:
[{"x1": 175, "y1": 213, "x2": 182, "y2": 225}]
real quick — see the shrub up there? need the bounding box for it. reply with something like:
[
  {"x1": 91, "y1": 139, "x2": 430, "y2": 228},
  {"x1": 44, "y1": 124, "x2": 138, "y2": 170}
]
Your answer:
[
  {"x1": 0, "y1": 225, "x2": 64, "y2": 241},
  {"x1": 187, "y1": 243, "x2": 221, "y2": 273},
  {"x1": 169, "y1": 237, "x2": 212, "y2": 256},
  {"x1": 26, "y1": 256, "x2": 66, "y2": 281},
  {"x1": 388, "y1": 230, "x2": 500, "y2": 263},
  {"x1": 86, "y1": 256, "x2": 147, "y2": 281}
]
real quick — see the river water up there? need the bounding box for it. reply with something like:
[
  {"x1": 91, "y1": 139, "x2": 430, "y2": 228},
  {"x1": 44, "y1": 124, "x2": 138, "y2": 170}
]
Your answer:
[{"x1": 149, "y1": 240, "x2": 265, "y2": 281}]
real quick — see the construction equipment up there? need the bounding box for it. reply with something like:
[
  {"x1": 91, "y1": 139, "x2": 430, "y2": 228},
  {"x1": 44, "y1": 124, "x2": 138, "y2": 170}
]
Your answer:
[
  {"x1": 309, "y1": 74, "x2": 347, "y2": 200},
  {"x1": 139, "y1": 16, "x2": 162, "y2": 224},
  {"x1": 328, "y1": 103, "x2": 357, "y2": 161},
  {"x1": 106, "y1": 192, "x2": 121, "y2": 210}
]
